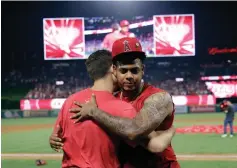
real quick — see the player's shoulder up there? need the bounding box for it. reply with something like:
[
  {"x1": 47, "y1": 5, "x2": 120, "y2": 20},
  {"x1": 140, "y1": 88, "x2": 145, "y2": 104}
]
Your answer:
[
  {"x1": 101, "y1": 99, "x2": 136, "y2": 118},
  {"x1": 143, "y1": 84, "x2": 171, "y2": 101},
  {"x1": 66, "y1": 89, "x2": 90, "y2": 103},
  {"x1": 146, "y1": 84, "x2": 164, "y2": 91},
  {"x1": 105, "y1": 32, "x2": 112, "y2": 38},
  {"x1": 142, "y1": 84, "x2": 167, "y2": 95}
]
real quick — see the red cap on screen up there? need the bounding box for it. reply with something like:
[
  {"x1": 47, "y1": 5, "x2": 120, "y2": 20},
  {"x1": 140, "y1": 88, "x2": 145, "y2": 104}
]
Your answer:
[
  {"x1": 120, "y1": 20, "x2": 130, "y2": 27},
  {"x1": 112, "y1": 37, "x2": 145, "y2": 59}
]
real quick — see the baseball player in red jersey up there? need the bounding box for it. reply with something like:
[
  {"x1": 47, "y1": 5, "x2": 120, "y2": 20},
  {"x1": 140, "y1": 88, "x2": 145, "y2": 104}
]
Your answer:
[
  {"x1": 102, "y1": 23, "x2": 124, "y2": 51},
  {"x1": 69, "y1": 37, "x2": 180, "y2": 168},
  {"x1": 120, "y1": 20, "x2": 136, "y2": 38},
  {"x1": 50, "y1": 49, "x2": 176, "y2": 168}
]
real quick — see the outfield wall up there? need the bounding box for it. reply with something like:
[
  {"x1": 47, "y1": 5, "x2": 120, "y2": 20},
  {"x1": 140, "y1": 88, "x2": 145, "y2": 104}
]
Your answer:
[{"x1": 2, "y1": 104, "x2": 237, "y2": 119}]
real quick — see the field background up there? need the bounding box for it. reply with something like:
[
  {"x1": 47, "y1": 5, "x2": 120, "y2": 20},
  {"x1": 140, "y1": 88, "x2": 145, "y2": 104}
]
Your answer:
[{"x1": 2, "y1": 113, "x2": 237, "y2": 168}]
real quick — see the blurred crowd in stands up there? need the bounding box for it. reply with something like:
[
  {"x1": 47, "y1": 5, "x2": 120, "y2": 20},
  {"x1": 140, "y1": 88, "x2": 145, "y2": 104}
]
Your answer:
[{"x1": 3, "y1": 58, "x2": 237, "y2": 99}]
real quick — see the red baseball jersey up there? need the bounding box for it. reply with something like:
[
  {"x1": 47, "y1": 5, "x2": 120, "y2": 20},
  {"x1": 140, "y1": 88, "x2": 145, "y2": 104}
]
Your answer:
[
  {"x1": 54, "y1": 88, "x2": 137, "y2": 168},
  {"x1": 102, "y1": 32, "x2": 124, "y2": 51},
  {"x1": 116, "y1": 84, "x2": 180, "y2": 168},
  {"x1": 120, "y1": 31, "x2": 136, "y2": 38}
]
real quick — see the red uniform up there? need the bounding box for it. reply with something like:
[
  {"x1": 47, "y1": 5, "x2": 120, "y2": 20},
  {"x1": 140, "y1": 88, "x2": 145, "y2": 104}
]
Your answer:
[
  {"x1": 116, "y1": 84, "x2": 180, "y2": 168},
  {"x1": 103, "y1": 31, "x2": 124, "y2": 51},
  {"x1": 54, "y1": 88, "x2": 137, "y2": 168},
  {"x1": 120, "y1": 31, "x2": 135, "y2": 38}
]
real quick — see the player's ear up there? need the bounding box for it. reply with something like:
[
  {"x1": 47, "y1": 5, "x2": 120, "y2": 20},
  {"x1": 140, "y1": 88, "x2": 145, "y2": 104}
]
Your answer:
[
  {"x1": 142, "y1": 64, "x2": 145, "y2": 75},
  {"x1": 109, "y1": 65, "x2": 113, "y2": 73},
  {"x1": 112, "y1": 64, "x2": 117, "y2": 76}
]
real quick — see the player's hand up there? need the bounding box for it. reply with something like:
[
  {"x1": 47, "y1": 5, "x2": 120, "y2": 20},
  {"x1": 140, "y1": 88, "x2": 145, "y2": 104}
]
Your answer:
[
  {"x1": 49, "y1": 125, "x2": 63, "y2": 152},
  {"x1": 70, "y1": 94, "x2": 98, "y2": 123}
]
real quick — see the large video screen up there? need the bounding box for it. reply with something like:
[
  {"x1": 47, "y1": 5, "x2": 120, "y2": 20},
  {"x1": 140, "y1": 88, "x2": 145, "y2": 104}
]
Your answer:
[{"x1": 43, "y1": 14, "x2": 195, "y2": 60}]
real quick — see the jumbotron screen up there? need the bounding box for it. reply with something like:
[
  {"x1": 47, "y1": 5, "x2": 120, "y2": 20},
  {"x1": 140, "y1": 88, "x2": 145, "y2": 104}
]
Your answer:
[{"x1": 43, "y1": 14, "x2": 195, "y2": 60}]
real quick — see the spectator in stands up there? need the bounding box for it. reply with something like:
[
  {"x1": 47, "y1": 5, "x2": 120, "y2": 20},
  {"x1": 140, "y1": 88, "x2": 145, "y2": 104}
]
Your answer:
[{"x1": 4, "y1": 59, "x2": 236, "y2": 99}]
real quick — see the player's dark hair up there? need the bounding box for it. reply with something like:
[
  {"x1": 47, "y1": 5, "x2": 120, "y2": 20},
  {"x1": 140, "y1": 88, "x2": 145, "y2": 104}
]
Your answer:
[
  {"x1": 111, "y1": 23, "x2": 120, "y2": 31},
  {"x1": 113, "y1": 52, "x2": 146, "y2": 66},
  {"x1": 85, "y1": 50, "x2": 112, "y2": 81}
]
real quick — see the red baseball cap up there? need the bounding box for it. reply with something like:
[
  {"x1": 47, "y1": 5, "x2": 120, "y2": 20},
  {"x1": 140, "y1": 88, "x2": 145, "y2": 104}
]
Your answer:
[
  {"x1": 120, "y1": 20, "x2": 129, "y2": 27},
  {"x1": 112, "y1": 37, "x2": 146, "y2": 61}
]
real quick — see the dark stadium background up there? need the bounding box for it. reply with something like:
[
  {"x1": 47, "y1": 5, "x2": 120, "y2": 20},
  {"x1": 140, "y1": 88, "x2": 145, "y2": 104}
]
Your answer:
[
  {"x1": 1, "y1": 2, "x2": 237, "y2": 168},
  {"x1": 2, "y1": 1, "x2": 237, "y2": 109}
]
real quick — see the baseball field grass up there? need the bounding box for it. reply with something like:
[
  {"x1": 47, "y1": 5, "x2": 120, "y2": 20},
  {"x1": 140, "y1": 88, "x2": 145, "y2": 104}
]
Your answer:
[{"x1": 2, "y1": 113, "x2": 237, "y2": 168}]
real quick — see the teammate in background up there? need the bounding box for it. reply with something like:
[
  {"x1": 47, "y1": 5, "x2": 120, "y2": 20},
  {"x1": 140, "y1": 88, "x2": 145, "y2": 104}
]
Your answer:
[
  {"x1": 120, "y1": 20, "x2": 136, "y2": 38},
  {"x1": 70, "y1": 37, "x2": 180, "y2": 168},
  {"x1": 49, "y1": 49, "x2": 176, "y2": 168},
  {"x1": 221, "y1": 100, "x2": 235, "y2": 138},
  {"x1": 102, "y1": 23, "x2": 123, "y2": 51}
]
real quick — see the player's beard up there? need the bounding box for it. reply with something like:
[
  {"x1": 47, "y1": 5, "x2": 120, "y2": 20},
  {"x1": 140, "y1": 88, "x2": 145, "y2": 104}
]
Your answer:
[{"x1": 120, "y1": 80, "x2": 144, "y2": 101}]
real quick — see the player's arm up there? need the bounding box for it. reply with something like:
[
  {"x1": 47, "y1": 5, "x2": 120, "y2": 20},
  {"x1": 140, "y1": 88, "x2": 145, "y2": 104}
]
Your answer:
[
  {"x1": 224, "y1": 107, "x2": 228, "y2": 113},
  {"x1": 49, "y1": 101, "x2": 67, "y2": 152},
  {"x1": 90, "y1": 91, "x2": 173, "y2": 140},
  {"x1": 144, "y1": 126, "x2": 176, "y2": 153},
  {"x1": 73, "y1": 92, "x2": 173, "y2": 141},
  {"x1": 125, "y1": 126, "x2": 175, "y2": 153}
]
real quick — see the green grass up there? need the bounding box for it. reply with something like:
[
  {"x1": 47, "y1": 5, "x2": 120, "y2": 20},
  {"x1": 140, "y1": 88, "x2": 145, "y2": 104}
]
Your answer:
[
  {"x1": 2, "y1": 113, "x2": 237, "y2": 168},
  {"x1": 174, "y1": 113, "x2": 225, "y2": 120},
  {"x1": 2, "y1": 160, "x2": 237, "y2": 168},
  {"x1": 179, "y1": 161, "x2": 237, "y2": 168},
  {"x1": 2, "y1": 129, "x2": 54, "y2": 153},
  {"x1": 1, "y1": 117, "x2": 56, "y2": 126},
  {"x1": 2, "y1": 129, "x2": 237, "y2": 154},
  {"x1": 173, "y1": 134, "x2": 237, "y2": 154},
  {"x1": 2, "y1": 113, "x2": 237, "y2": 154},
  {"x1": 1, "y1": 159, "x2": 61, "y2": 168}
]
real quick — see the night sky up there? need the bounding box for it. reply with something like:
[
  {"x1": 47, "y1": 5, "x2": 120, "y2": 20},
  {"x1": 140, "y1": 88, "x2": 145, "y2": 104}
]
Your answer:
[{"x1": 2, "y1": 1, "x2": 237, "y2": 72}]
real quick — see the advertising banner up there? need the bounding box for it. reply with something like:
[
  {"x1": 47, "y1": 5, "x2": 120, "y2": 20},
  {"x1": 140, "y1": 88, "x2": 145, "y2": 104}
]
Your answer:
[
  {"x1": 201, "y1": 75, "x2": 237, "y2": 81},
  {"x1": 174, "y1": 105, "x2": 188, "y2": 114},
  {"x1": 23, "y1": 111, "x2": 50, "y2": 118},
  {"x1": 20, "y1": 95, "x2": 216, "y2": 110},
  {"x1": 189, "y1": 105, "x2": 216, "y2": 113},
  {"x1": 205, "y1": 81, "x2": 237, "y2": 98},
  {"x1": 172, "y1": 95, "x2": 216, "y2": 106},
  {"x1": 1, "y1": 110, "x2": 23, "y2": 119}
]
